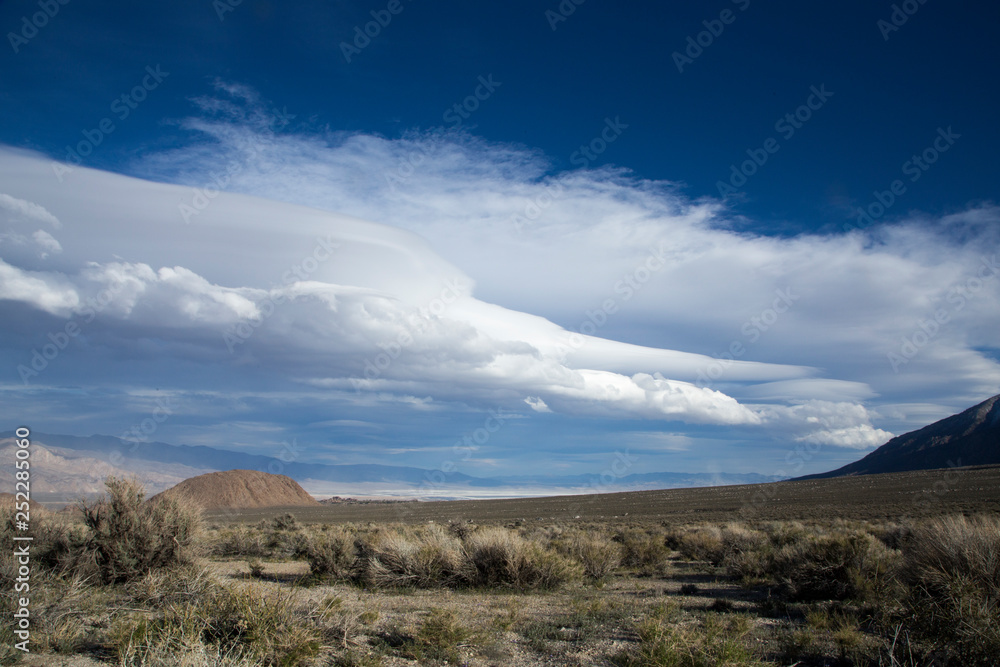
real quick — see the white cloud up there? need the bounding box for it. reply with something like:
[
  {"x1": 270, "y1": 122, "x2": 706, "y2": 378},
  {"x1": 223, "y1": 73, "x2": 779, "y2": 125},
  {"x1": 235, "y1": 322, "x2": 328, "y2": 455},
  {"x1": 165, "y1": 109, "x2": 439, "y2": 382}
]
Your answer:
[
  {"x1": 0, "y1": 146, "x2": 805, "y2": 429},
  {"x1": 2, "y1": 89, "x2": 998, "y2": 453},
  {"x1": 0, "y1": 194, "x2": 66, "y2": 264},
  {"x1": 796, "y1": 426, "x2": 894, "y2": 450},
  {"x1": 31, "y1": 230, "x2": 62, "y2": 257},
  {"x1": 0, "y1": 258, "x2": 79, "y2": 314},
  {"x1": 0, "y1": 193, "x2": 61, "y2": 228},
  {"x1": 524, "y1": 396, "x2": 551, "y2": 413},
  {"x1": 757, "y1": 400, "x2": 895, "y2": 450}
]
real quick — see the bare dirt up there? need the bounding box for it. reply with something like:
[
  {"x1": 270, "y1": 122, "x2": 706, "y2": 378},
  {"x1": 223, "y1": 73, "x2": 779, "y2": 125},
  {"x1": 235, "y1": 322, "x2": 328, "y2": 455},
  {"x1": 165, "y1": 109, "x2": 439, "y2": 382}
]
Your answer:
[{"x1": 152, "y1": 469, "x2": 320, "y2": 511}]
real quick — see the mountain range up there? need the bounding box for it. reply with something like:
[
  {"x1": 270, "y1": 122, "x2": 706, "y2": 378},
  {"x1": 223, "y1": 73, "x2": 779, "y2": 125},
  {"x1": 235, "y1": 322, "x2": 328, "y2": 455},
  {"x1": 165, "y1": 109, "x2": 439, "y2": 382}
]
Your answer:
[
  {"x1": 800, "y1": 393, "x2": 1000, "y2": 479},
  {"x1": 6, "y1": 392, "x2": 996, "y2": 502},
  {"x1": 0, "y1": 431, "x2": 774, "y2": 501}
]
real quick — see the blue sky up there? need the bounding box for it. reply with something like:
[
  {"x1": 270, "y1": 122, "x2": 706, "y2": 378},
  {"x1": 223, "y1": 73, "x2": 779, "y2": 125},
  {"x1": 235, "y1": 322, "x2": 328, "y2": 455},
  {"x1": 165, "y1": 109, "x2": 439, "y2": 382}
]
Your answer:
[{"x1": 1, "y1": 0, "x2": 998, "y2": 484}]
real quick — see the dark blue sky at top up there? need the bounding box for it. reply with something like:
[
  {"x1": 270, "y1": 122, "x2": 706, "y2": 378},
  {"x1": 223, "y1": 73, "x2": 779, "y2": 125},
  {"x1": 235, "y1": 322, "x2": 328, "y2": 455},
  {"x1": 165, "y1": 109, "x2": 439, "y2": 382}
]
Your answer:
[{"x1": 1, "y1": 0, "x2": 997, "y2": 234}]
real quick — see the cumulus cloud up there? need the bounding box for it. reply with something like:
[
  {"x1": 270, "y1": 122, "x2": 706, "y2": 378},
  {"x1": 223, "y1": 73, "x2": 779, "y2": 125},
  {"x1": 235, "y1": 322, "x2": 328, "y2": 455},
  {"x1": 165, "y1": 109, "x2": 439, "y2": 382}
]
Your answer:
[{"x1": 757, "y1": 401, "x2": 894, "y2": 450}]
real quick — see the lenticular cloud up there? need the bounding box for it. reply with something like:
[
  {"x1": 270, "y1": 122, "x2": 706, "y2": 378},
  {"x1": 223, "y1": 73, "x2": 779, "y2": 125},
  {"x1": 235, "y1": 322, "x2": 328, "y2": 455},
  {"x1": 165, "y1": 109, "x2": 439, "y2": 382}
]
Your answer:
[{"x1": 1, "y1": 145, "x2": 817, "y2": 431}]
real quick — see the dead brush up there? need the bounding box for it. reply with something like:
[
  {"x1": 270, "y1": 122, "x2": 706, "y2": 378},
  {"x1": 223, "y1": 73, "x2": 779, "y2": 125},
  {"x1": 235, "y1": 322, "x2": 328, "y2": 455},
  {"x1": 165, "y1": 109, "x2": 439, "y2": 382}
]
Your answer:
[
  {"x1": 79, "y1": 476, "x2": 202, "y2": 584},
  {"x1": 613, "y1": 527, "x2": 669, "y2": 574},
  {"x1": 900, "y1": 514, "x2": 1000, "y2": 665},
  {"x1": 298, "y1": 526, "x2": 357, "y2": 581},
  {"x1": 110, "y1": 583, "x2": 321, "y2": 666},
  {"x1": 463, "y1": 526, "x2": 581, "y2": 589},
  {"x1": 562, "y1": 533, "x2": 623, "y2": 580},
  {"x1": 355, "y1": 524, "x2": 466, "y2": 588}
]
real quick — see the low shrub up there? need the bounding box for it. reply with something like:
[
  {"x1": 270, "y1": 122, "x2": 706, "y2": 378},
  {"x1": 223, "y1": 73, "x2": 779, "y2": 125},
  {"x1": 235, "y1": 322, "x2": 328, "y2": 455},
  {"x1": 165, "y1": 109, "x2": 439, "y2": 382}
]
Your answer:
[
  {"x1": 677, "y1": 525, "x2": 725, "y2": 565},
  {"x1": 79, "y1": 477, "x2": 202, "y2": 584},
  {"x1": 771, "y1": 531, "x2": 900, "y2": 602},
  {"x1": 563, "y1": 533, "x2": 622, "y2": 580},
  {"x1": 298, "y1": 527, "x2": 357, "y2": 581},
  {"x1": 900, "y1": 514, "x2": 1000, "y2": 665},
  {"x1": 463, "y1": 526, "x2": 581, "y2": 589},
  {"x1": 355, "y1": 525, "x2": 465, "y2": 589},
  {"x1": 212, "y1": 526, "x2": 272, "y2": 558},
  {"x1": 111, "y1": 584, "x2": 321, "y2": 666},
  {"x1": 614, "y1": 528, "x2": 669, "y2": 574}
]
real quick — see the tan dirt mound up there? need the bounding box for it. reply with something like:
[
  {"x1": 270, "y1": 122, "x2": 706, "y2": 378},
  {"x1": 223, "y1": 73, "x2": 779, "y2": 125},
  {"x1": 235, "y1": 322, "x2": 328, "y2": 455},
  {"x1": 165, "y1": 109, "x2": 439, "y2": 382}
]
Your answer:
[{"x1": 151, "y1": 469, "x2": 319, "y2": 510}]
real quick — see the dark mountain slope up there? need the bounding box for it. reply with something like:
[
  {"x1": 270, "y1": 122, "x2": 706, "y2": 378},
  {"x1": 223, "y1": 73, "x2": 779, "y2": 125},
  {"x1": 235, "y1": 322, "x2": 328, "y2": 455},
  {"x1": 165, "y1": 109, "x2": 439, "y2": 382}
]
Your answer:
[{"x1": 800, "y1": 394, "x2": 1000, "y2": 479}]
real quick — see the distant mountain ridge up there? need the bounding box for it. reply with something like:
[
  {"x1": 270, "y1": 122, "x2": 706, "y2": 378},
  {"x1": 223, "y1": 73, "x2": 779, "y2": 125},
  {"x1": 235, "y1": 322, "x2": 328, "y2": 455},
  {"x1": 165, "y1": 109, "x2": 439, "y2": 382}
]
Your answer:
[
  {"x1": 799, "y1": 393, "x2": 1000, "y2": 479},
  {"x1": 0, "y1": 431, "x2": 774, "y2": 497},
  {"x1": 1, "y1": 432, "x2": 477, "y2": 486}
]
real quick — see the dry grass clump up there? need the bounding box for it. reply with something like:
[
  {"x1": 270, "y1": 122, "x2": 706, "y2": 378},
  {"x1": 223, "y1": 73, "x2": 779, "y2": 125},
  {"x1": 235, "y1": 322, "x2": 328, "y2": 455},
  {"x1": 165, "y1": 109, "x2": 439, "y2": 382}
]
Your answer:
[
  {"x1": 900, "y1": 514, "x2": 1000, "y2": 664},
  {"x1": 463, "y1": 526, "x2": 582, "y2": 589},
  {"x1": 561, "y1": 533, "x2": 623, "y2": 580},
  {"x1": 125, "y1": 564, "x2": 217, "y2": 607},
  {"x1": 614, "y1": 603, "x2": 773, "y2": 667},
  {"x1": 390, "y1": 608, "x2": 478, "y2": 663},
  {"x1": 111, "y1": 583, "x2": 321, "y2": 666},
  {"x1": 355, "y1": 524, "x2": 466, "y2": 588}
]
